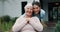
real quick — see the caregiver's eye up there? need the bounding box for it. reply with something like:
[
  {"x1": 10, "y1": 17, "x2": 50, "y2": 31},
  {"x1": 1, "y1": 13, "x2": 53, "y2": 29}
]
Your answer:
[{"x1": 33, "y1": 7, "x2": 38, "y2": 9}]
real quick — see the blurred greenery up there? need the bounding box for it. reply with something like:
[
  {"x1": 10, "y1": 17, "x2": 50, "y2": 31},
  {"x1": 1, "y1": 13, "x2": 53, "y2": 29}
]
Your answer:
[
  {"x1": 1, "y1": 15, "x2": 11, "y2": 22},
  {"x1": 0, "y1": 15, "x2": 18, "y2": 32},
  {"x1": 0, "y1": 15, "x2": 60, "y2": 32},
  {"x1": 55, "y1": 21, "x2": 60, "y2": 32},
  {"x1": 1, "y1": 21, "x2": 13, "y2": 32}
]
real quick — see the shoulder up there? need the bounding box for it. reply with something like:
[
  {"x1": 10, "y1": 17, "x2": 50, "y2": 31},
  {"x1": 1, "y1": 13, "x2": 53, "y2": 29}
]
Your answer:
[
  {"x1": 41, "y1": 9, "x2": 45, "y2": 13},
  {"x1": 31, "y1": 16, "x2": 39, "y2": 20},
  {"x1": 17, "y1": 13, "x2": 25, "y2": 20},
  {"x1": 16, "y1": 15, "x2": 24, "y2": 22}
]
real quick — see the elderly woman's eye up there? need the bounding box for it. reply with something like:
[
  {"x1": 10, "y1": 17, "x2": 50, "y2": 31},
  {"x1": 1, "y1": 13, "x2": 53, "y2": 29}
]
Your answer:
[{"x1": 27, "y1": 8, "x2": 29, "y2": 9}]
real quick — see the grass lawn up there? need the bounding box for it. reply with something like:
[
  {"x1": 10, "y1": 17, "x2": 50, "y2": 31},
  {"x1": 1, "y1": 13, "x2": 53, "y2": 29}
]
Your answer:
[{"x1": 1, "y1": 21, "x2": 14, "y2": 32}]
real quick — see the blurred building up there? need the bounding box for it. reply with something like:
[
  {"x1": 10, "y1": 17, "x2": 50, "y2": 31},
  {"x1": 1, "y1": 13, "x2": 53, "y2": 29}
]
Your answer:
[{"x1": 0, "y1": 0, "x2": 60, "y2": 24}]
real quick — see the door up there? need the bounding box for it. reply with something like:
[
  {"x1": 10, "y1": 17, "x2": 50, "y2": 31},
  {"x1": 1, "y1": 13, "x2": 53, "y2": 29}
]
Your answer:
[
  {"x1": 48, "y1": 2, "x2": 60, "y2": 23},
  {"x1": 21, "y1": 1, "x2": 27, "y2": 15}
]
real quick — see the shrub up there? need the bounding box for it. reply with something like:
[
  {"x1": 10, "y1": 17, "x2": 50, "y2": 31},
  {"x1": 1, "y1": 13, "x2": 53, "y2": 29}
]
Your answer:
[
  {"x1": 1, "y1": 15, "x2": 10, "y2": 22},
  {"x1": 55, "y1": 21, "x2": 60, "y2": 32}
]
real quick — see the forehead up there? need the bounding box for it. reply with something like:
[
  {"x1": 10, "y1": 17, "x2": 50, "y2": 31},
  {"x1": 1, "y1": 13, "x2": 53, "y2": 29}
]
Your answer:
[{"x1": 33, "y1": 5, "x2": 39, "y2": 7}]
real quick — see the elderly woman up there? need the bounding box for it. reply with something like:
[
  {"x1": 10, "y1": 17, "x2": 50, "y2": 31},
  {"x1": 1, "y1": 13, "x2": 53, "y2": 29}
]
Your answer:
[{"x1": 12, "y1": 3, "x2": 43, "y2": 32}]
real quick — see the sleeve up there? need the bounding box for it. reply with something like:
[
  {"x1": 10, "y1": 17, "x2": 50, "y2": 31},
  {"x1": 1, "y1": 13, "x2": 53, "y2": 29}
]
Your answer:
[
  {"x1": 29, "y1": 17, "x2": 43, "y2": 32},
  {"x1": 40, "y1": 9, "x2": 45, "y2": 20},
  {"x1": 12, "y1": 17, "x2": 27, "y2": 32}
]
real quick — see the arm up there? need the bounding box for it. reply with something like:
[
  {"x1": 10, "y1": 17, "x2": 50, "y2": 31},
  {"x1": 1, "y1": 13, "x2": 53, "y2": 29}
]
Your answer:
[
  {"x1": 12, "y1": 18, "x2": 27, "y2": 32},
  {"x1": 30, "y1": 17, "x2": 43, "y2": 32},
  {"x1": 41, "y1": 20, "x2": 47, "y2": 28},
  {"x1": 40, "y1": 10, "x2": 47, "y2": 28}
]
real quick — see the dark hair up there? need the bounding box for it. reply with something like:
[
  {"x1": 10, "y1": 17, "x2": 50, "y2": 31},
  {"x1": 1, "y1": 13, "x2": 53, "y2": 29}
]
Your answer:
[{"x1": 32, "y1": 1, "x2": 41, "y2": 7}]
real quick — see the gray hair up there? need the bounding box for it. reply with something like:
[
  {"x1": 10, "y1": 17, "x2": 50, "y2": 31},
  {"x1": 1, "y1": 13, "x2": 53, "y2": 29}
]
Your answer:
[{"x1": 24, "y1": 3, "x2": 33, "y2": 9}]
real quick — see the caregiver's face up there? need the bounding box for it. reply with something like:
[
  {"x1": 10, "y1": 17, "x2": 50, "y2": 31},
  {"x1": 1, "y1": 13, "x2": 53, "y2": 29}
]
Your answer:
[
  {"x1": 33, "y1": 4, "x2": 40, "y2": 12},
  {"x1": 25, "y1": 6, "x2": 33, "y2": 16}
]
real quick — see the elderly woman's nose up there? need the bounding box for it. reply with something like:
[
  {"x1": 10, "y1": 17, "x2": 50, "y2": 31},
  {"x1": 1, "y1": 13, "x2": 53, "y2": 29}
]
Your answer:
[{"x1": 29, "y1": 8, "x2": 33, "y2": 11}]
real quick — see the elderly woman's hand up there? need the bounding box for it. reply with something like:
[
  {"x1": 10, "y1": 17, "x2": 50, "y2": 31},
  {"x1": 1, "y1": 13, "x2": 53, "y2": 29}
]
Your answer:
[{"x1": 26, "y1": 18, "x2": 31, "y2": 23}]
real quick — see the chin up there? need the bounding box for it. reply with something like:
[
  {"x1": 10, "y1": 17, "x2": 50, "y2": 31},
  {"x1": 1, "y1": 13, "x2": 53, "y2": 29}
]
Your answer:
[
  {"x1": 27, "y1": 14, "x2": 32, "y2": 16},
  {"x1": 29, "y1": 15, "x2": 31, "y2": 16},
  {"x1": 26, "y1": 13, "x2": 32, "y2": 16}
]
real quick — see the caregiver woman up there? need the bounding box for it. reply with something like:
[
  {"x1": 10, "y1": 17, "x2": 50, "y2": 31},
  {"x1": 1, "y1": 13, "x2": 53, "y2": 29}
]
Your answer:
[{"x1": 12, "y1": 3, "x2": 43, "y2": 32}]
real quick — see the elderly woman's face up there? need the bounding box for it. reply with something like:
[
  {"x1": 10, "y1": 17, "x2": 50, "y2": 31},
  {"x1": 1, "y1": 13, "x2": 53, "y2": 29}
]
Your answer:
[{"x1": 25, "y1": 6, "x2": 33, "y2": 16}]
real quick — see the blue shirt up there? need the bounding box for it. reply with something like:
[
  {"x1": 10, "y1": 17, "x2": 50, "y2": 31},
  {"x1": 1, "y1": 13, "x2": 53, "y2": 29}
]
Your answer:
[
  {"x1": 40, "y1": 9, "x2": 45, "y2": 20},
  {"x1": 33, "y1": 9, "x2": 45, "y2": 21}
]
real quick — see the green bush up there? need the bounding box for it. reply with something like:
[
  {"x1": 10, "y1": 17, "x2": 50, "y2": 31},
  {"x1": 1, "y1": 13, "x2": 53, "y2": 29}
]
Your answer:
[
  {"x1": 0, "y1": 17, "x2": 2, "y2": 32},
  {"x1": 55, "y1": 21, "x2": 60, "y2": 32},
  {"x1": 1, "y1": 15, "x2": 10, "y2": 22},
  {"x1": 1, "y1": 21, "x2": 13, "y2": 32},
  {"x1": 1, "y1": 16, "x2": 18, "y2": 32}
]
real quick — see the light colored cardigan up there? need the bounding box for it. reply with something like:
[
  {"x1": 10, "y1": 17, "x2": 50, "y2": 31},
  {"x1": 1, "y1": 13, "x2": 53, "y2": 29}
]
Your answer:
[{"x1": 12, "y1": 15, "x2": 43, "y2": 32}]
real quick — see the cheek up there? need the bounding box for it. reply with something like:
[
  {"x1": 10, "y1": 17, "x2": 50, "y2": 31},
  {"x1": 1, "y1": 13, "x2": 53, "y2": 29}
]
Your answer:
[
  {"x1": 38, "y1": 8, "x2": 40, "y2": 10},
  {"x1": 26, "y1": 12, "x2": 29, "y2": 15},
  {"x1": 37, "y1": 9, "x2": 40, "y2": 11}
]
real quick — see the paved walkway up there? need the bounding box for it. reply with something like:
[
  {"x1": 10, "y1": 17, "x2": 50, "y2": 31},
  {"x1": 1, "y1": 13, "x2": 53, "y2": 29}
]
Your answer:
[{"x1": 43, "y1": 27, "x2": 55, "y2": 32}]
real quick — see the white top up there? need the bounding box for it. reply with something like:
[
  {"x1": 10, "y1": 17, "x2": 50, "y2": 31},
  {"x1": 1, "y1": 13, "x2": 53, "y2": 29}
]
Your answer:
[{"x1": 12, "y1": 15, "x2": 43, "y2": 32}]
